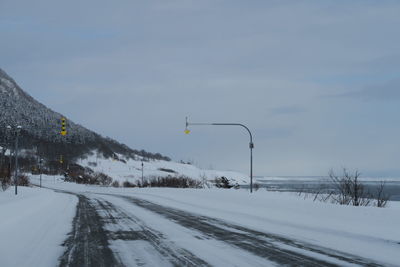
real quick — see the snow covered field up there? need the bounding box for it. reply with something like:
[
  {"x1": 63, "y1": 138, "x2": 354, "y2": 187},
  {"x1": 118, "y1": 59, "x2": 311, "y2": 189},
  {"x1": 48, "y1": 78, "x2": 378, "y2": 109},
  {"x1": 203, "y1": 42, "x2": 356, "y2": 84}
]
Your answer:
[
  {"x1": 1, "y1": 174, "x2": 399, "y2": 266},
  {"x1": 77, "y1": 151, "x2": 249, "y2": 185}
]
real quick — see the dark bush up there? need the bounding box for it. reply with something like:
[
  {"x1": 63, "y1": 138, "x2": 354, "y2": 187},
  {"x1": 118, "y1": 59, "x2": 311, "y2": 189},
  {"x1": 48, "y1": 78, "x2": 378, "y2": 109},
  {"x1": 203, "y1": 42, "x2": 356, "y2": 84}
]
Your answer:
[
  {"x1": 138, "y1": 175, "x2": 202, "y2": 188},
  {"x1": 17, "y1": 174, "x2": 30, "y2": 186},
  {"x1": 93, "y1": 172, "x2": 113, "y2": 186},
  {"x1": 123, "y1": 181, "x2": 136, "y2": 188},
  {"x1": 214, "y1": 176, "x2": 233, "y2": 189}
]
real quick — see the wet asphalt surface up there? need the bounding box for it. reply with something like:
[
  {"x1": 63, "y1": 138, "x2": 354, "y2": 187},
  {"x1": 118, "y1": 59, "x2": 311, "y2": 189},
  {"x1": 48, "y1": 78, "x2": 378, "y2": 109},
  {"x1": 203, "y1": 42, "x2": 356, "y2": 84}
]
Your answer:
[{"x1": 57, "y1": 191, "x2": 387, "y2": 267}]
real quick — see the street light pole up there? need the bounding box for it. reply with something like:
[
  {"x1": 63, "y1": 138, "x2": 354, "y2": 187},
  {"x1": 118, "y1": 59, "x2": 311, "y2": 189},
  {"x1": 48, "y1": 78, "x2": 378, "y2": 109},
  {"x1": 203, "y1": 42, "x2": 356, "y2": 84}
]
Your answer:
[
  {"x1": 39, "y1": 158, "x2": 43, "y2": 188},
  {"x1": 141, "y1": 161, "x2": 144, "y2": 186},
  {"x1": 7, "y1": 126, "x2": 22, "y2": 195},
  {"x1": 185, "y1": 117, "x2": 255, "y2": 193},
  {"x1": 14, "y1": 126, "x2": 22, "y2": 195},
  {"x1": 6, "y1": 126, "x2": 12, "y2": 184}
]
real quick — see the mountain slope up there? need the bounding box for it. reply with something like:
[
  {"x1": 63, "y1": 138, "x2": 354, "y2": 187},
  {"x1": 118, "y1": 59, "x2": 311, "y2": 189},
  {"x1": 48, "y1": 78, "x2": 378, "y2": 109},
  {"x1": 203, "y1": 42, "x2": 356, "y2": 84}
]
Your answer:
[{"x1": 0, "y1": 68, "x2": 170, "y2": 162}]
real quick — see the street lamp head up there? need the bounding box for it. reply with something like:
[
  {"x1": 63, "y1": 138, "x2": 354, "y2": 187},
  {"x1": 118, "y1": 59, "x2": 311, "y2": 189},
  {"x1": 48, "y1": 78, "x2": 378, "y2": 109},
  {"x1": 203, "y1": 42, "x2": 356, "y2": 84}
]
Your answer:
[
  {"x1": 6, "y1": 125, "x2": 12, "y2": 130},
  {"x1": 184, "y1": 117, "x2": 191, "y2": 134}
]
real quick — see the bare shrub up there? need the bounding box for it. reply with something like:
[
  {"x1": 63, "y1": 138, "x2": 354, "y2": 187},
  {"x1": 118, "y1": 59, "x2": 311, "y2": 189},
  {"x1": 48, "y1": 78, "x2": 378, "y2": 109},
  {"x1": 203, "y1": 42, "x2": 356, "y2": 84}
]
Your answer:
[
  {"x1": 135, "y1": 175, "x2": 202, "y2": 188},
  {"x1": 111, "y1": 180, "x2": 120, "y2": 188},
  {"x1": 1, "y1": 177, "x2": 10, "y2": 191},
  {"x1": 200, "y1": 173, "x2": 211, "y2": 189},
  {"x1": 308, "y1": 169, "x2": 391, "y2": 208},
  {"x1": 17, "y1": 174, "x2": 30, "y2": 186},
  {"x1": 146, "y1": 175, "x2": 202, "y2": 188},
  {"x1": 0, "y1": 167, "x2": 11, "y2": 190},
  {"x1": 375, "y1": 181, "x2": 389, "y2": 208},
  {"x1": 123, "y1": 181, "x2": 136, "y2": 188},
  {"x1": 329, "y1": 169, "x2": 372, "y2": 206},
  {"x1": 214, "y1": 176, "x2": 233, "y2": 189},
  {"x1": 93, "y1": 172, "x2": 113, "y2": 186}
]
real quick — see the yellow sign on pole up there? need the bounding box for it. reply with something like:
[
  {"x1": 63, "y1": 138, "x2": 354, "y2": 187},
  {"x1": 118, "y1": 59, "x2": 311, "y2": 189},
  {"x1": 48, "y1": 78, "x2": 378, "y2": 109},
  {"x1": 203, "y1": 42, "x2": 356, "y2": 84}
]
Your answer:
[
  {"x1": 61, "y1": 117, "x2": 67, "y2": 136},
  {"x1": 184, "y1": 129, "x2": 191, "y2": 134}
]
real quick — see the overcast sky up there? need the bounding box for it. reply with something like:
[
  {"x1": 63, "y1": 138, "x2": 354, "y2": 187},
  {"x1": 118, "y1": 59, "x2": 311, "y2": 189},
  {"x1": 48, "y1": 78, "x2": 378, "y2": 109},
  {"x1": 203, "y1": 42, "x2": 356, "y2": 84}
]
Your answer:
[{"x1": 1, "y1": 0, "x2": 400, "y2": 176}]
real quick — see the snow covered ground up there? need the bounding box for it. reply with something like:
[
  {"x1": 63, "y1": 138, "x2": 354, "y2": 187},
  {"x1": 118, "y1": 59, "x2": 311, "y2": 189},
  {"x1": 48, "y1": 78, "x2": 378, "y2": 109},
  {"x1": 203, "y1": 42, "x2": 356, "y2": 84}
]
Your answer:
[
  {"x1": 1, "y1": 173, "x2": 399, "y2": 266},
  {"x1": 77, "y1": 151, "x2": 249, "y2": 185},
  {"x1": 0, "y1": 186, "x2": 77, "y2": 267},
  {"x1": 10, "y1": 175, "x2": 397, "y2": 266}
]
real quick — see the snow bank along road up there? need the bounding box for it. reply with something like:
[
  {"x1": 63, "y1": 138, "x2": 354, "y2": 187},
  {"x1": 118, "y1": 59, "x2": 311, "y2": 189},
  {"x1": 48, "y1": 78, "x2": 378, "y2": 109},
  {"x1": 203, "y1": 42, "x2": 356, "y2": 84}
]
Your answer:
[
  {"x1": 54, "y1": 189, "x2": 391, "y2": 267},
  {"x1": 3, "y1": 178, "x2": 398, "y2": 267}
]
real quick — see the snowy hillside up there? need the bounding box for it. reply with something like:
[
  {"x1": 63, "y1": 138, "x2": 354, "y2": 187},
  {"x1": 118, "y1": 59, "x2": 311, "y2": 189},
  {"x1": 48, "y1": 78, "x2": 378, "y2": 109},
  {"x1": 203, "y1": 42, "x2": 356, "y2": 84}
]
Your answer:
[
  {"x1": 0, "y1": 67, "x2": 249, "y2": 186},
  {"x1": 0, "y1": 68, "x2": 170, "y2": 163},
  {"x1": 77, "y1": 151, "x2": 249, "y2": 185},
  {"x1": 0, "y1": 68, "x2": 96, "y2": 144}
]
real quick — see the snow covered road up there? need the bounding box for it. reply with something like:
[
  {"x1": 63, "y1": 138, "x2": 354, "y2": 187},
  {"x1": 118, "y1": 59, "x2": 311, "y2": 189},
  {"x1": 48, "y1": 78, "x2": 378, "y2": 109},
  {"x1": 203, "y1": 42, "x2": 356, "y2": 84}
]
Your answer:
[
  {"x1": 4, "y1": 177, "x2": 399, "y2": 267},
  {"x1": 55, "y1": 190, "x2": 390, "y2": 267}
]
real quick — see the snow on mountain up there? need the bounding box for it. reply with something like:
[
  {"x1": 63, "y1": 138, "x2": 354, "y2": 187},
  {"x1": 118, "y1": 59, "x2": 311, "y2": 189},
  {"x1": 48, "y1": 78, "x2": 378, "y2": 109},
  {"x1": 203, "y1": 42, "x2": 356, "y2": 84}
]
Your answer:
[
  {"x1": 0, "y1": 67, "x2": 171, "y2": 163},
  {"x1": 0, "y1": 68, "x2": 97, "y2": 144}
]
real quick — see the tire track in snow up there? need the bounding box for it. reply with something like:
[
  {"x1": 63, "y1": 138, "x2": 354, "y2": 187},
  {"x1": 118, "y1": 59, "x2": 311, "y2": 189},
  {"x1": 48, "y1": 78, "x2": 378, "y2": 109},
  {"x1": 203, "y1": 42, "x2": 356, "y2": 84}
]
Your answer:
[
  {"x1": 58, "y1": 192, "x2": 209, "y2": 267},
  {"x1": 93, "y1": 198, "x2": 211, "y2": 267},
  {"x1": 58, "y1": 195, "x2": 122, "y2": 267},
  {"x1": 113, "y1": 195, "x2": 385, "y2": 267}
]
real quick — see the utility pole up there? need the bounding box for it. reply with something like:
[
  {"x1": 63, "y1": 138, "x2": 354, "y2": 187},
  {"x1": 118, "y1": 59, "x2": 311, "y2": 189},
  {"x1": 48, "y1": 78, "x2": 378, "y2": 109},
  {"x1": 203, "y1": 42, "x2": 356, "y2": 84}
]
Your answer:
[
  {"x1": 7, "y1": 125, "x2": 22, "y2": 195},
  {"x1": 185, "y1": 117, "x2": 255, "y2": 193},
  {"x1": 60, "y1": 117, "x2": 67, "y2": 177},
  {"x1": 39, "y1": 158, "x2": 43, "y2": 188},
  {"x1": 5, "y1": 126, "x2": 12, "y2": 184},
  {"x1": 141, "y1": 161, "x2": 144, "y2": 186}
]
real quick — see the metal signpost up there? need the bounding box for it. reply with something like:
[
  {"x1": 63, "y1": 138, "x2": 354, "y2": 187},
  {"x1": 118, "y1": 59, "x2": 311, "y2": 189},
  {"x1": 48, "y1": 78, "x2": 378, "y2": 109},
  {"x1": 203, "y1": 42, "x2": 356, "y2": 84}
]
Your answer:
[{"x1": 184, "y1": 117, "x2": 255, "y2": 193}]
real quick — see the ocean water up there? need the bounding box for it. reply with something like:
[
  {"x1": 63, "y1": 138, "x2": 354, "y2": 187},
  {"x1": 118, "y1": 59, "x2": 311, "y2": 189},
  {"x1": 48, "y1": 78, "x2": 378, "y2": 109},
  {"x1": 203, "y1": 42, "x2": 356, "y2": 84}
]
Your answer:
[{"x1": 252, "y1": 176, "x2": 400, "y2": 201}]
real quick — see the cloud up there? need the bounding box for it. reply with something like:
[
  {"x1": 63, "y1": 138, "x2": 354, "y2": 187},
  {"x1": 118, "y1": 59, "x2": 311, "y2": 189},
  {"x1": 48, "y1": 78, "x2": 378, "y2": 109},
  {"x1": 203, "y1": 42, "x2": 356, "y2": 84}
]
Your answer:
[
  {"x1": 269, "y1": 106, "x2": 307, "y2": 116},
  {"x1": 336, "y1": 79, "x2": 400, "y2": 101},
  {"x1": 2, "y1": 0, "x2": 400, "y2": 176}
]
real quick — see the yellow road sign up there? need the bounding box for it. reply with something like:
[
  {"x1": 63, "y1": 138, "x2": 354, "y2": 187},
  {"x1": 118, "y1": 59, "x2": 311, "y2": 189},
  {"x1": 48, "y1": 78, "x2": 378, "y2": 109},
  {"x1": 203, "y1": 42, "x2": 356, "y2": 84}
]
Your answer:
[
  {"x1": 61, "y1": 117, "x2": 67, "y2": 136},
  {"x1": 184, "y1": 129, "x2": 191, "y2": 134}
]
